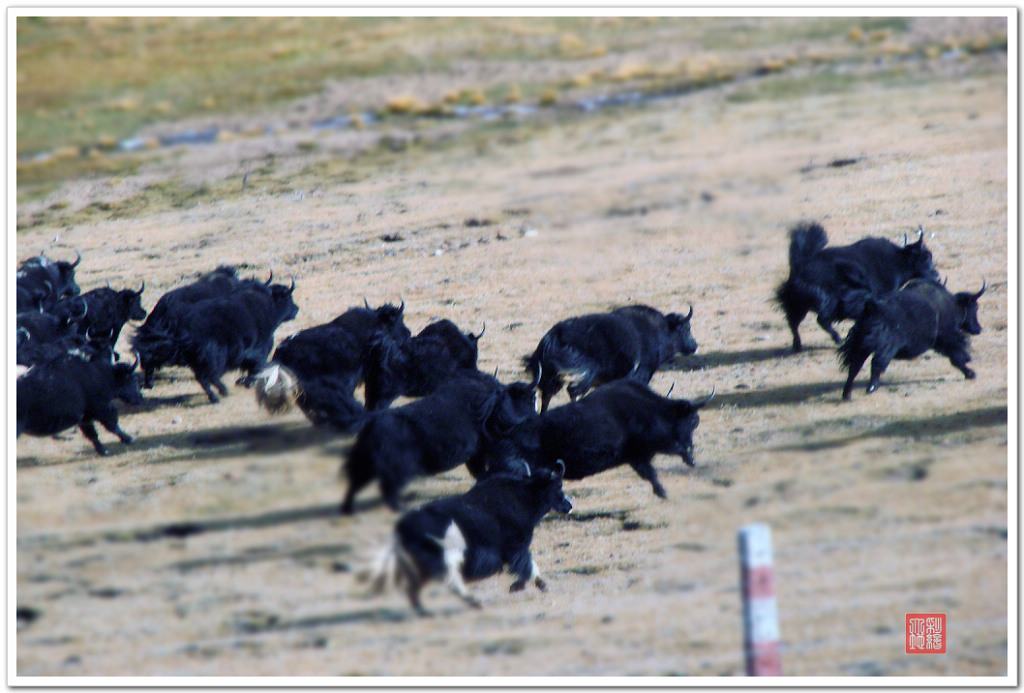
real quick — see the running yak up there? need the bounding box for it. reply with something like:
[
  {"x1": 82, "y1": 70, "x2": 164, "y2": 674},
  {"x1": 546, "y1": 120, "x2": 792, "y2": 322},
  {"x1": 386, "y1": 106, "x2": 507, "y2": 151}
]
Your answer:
[
  {"x1": 485, "y1": 379, "x2": 715, "y2": 500},
  {"x1": 776, "y1": 222, "x2": 940, "y2": 352},
  {"x1": 244, "y1": 300, "x2": 412, "y2": 431},
  {"x1": 17, "y1": 353, "x2": 144, "y2": 456},
  {"x1": 523, "y1": 304, "x2": 698, "y2": 413},
  {"x1": 839, "y1": 278, "x2": 985, "y2": 399},
  {"x1": 340, "y1": 370, "x2": 538, "y2": 514},
  {"x1": 361, "y1": 460, "x2": 572, "y2": 616}
]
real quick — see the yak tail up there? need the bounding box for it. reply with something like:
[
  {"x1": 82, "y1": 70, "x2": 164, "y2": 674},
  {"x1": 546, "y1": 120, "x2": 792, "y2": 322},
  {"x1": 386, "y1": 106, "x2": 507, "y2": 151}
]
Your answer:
[
  {"x1": 358, "y1": 533, "x2": 413, "y2": 595},
  {"x1": 837, "y1": 301, "x2": 886, "y2": 370},
  {"x1": 787, "y1": 221, "x2": 828, "y2": 269},
  {"x1": 249, "y1": 363, "x2": 300, "y2": 415},
  {"x1": 523, "y1": 332, "x2": 590, "y2": 382},
  {"x1": 522, "y1": 349, "x2": 542, "y2": 383}
]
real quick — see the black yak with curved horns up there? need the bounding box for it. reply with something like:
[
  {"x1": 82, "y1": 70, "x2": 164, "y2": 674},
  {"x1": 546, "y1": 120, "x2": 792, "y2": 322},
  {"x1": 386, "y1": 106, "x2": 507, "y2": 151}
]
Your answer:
[
  {"x1": 776, "y1": 222, "x2": 940, "y2": 352},
  {"x1": 838, "y1": 278, "x2": 986, "y2": 399}
]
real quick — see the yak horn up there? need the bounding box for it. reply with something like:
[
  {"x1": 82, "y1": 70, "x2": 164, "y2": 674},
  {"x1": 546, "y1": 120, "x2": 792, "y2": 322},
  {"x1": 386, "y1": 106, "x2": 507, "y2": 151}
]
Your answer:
[
  {"x1": 70, "y1": 251, "x2": 81, "y2": 268},
  {"x1": 135, "y1": 280, "x2": 146, "y2": 296},
  {"x1": 471, "y1": 323, "x2": 487, "y2": 341},
  {"x1": 693, "y1": 386, "x2": 716, "y2": 409},
  {"x1": 364, "y1": 297, "x2": 372, "y2": 309},
  {"x1": 554, "y1": 459, "x2": 566, "y2": 478},
  {"x1": 288, "y1": 277, "x2": 296, "y2": 293},
  {"x1": 264, "y1": 270, "x2": 274, "y2": 286},
  {"x1": 684, "y1": 304, "x2": 693, "y2": 321},
  {"x1": 911, "y1": 226, "x2": 925, "y2": 247},
  {"x1": 974, "y1": 278, "x2": 987, "y2": 299},
  {"x1": 666, "y1": 382, "x2": 675, "y2": 398},
  {"x1": 530, "y1": 362, "x2": 543, "y2": 388}
]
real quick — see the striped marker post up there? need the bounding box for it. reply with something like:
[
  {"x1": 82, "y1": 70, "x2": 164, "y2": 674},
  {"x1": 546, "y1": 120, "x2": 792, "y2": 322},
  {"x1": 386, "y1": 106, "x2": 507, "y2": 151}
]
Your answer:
[{"x1": 738, "y1": 523, "x2": 782, "y2": 676}]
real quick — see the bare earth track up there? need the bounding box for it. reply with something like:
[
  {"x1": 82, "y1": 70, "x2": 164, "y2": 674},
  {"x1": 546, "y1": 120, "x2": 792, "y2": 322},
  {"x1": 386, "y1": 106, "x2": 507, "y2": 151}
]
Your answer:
[{"x1": 15, "y1": 19, "x2": 1009, "y2": 679}]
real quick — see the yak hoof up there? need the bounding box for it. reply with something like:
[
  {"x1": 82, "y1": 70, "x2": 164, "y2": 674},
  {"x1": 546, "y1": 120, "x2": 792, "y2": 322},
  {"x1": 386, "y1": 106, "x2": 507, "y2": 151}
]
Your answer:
[
  {"x1": 535, "y1": 577, "x2": 548, "y2": 592},
  {"x1": 964, "y1": 369, "x2": 977, "y2": 380},
  {"x1": 653, "y1": 485, "x2": 668, "y2": 499},
  {"x1": 510, "y1": 581, "x2": 526, "y2": 593}
]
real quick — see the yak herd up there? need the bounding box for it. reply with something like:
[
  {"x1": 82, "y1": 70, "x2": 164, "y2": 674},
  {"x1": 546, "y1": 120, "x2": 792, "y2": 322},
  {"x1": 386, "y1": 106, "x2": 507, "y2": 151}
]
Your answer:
[{"x1": 15, "y1": 220, "x2": 987, "y2": 613}]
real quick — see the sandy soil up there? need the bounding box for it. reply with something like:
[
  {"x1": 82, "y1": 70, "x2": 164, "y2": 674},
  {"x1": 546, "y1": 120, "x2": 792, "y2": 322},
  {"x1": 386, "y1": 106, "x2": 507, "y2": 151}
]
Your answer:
[{"x1": 14, "y1": 23, "x2": 1010, "y2": 679}]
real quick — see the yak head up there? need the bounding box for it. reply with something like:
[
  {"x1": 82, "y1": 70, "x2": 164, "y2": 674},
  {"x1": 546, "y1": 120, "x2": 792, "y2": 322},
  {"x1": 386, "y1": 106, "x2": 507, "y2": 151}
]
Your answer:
[
  {"x1": 269, "y1": 279, "x2": 300, "y2": 323},
  {"x1": 955, "y1": 280, "x2": 986, "y2": 335},
  {"x1": 111, "y1": 355, "x2": 145, "y2": 405},
  {"x1": 498, "y1": 459, "x2": 573, "y2": 516},
  {"x1": 666, "y1": 304, "x2": 699, "y2": 356},
  {"x1": 670, "y1": 387, "x2": 715, "y2": 466},
  {"x1": 123, "y1": 283, "x2": 148, "y2": 321},
  {"x1": 367, "y1": 298, "x2": 412, "y2": 342},
  {"x1": 481, "y1": 378, "x2": 539, "y2": 439},
  {"x1": 495, "y1": 380, "x2": 540, "y2": 431},
  {"x1": 899, "y1": 227, "x2": 940, "y2": 283},
  {"x1": 53, "y1": 252, "x2": 82, "y2": 298}
]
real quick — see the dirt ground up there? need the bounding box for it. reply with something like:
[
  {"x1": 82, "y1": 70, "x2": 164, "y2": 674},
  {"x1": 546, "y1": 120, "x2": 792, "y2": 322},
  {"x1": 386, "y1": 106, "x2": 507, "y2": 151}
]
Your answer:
[{"x1": 14, "y1": 19, "x2": 1010, "y2": 680}]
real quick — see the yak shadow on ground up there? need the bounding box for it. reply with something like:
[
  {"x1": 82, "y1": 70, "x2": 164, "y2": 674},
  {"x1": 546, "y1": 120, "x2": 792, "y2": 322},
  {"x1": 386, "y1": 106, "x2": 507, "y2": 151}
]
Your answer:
[
  {"x1": 129, "y1": 420, "x2": 352, "y2": 464},
  {"x1": 225, "y1": 605, "x2": 469, "y2": 635},
  {"x1": 704, "y1": 381, "x2": 841, "y2": 409},
  {"x1": 662, "y1": 344, "x2": 830, "y2": 373},
  {"x1": 122, "y1": 393, "x2": 194, "y2": 413},
  {"x1": 17, "y1": 502, "x2": 346, "y2": 551},
  {"x1": 17, "y1": 418, "x2": 349, "y2": 468},
  {"x1": 168, "y1": 541, "x2": 354, "y2": 573},
  {"x1": 773, "y1": 404, "x2": 1008, "y2": 453}
]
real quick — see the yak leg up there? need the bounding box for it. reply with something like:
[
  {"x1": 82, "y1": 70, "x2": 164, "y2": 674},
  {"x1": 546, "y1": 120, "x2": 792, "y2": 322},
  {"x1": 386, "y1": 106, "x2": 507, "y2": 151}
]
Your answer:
[
  {"x1": 94, "y1": 403, "x2": 133, "y2": 444},
  {"x1": 566, "y1": 370, "x2": 595, "y2": 401},
  {"x1": 945, "y1": 349, "x2": 976, "y2": 380},
  {"x1": 815, "y1": 313, "x2": 843, "y2": 345},
  {"x1": 398, "y1": 560, "x2": 432, "y2": 617},
  {"x1": 629, "y1": 456, "x2": 667, "y2": 498},
  {"x1": 866, "y1": 348, "x2": 896, "y2": 393},
  {"x1": 340, "y1": 468, "x2": 375, "y2": 515},
  {"x1": 197, "y1": 379, "x2": 222, "y2": 404},
  {"x1": 509, "y1": 553, "x2": 546, "y2": 593},
  {"x1": 444, "y1": 568, "x2": 481, "y2": 610},
  {"x1": 842, "y1": 348, "x2": 871, "y2": 400},
  {"x1": 778, "y1": 282, "x2": 808, "y2": 352},
  {"x1": 537, "y1": 372, "x2": 563, "y2": 413},
  {"x1": 440, "y1": 547, "x2": 480, "y2": 610},
  {"x1": 79, "y1": 420, "x2": 110, "y2": 456}
]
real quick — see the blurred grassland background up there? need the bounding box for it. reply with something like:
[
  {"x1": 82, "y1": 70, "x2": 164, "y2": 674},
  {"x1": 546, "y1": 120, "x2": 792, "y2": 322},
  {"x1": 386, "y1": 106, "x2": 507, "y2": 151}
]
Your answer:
[{"x1": 16, "y1": 16, "x2": 1008, "y2": 212}]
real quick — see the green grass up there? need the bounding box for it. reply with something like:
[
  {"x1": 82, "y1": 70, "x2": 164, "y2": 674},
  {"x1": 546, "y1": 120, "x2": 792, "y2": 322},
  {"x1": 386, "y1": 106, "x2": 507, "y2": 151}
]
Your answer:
[
  {"x1": 15, "y1": 16, "x2": 1006, "y2": 204},
  {"x1": 16, "y1": 16, "x2": 918, "y2": 158}
]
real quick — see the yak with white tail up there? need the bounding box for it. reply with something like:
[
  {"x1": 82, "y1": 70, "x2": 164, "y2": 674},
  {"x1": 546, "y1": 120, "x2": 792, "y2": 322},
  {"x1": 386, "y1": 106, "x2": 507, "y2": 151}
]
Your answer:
[{"x1": 360, "y1": 460, "x2": 572, "y2": 616}]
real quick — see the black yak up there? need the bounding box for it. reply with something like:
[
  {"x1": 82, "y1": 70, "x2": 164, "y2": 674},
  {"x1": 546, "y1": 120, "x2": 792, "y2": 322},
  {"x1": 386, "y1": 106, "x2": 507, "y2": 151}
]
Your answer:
[
  {"x1": 340, "y1": 370, "x2": 537, "y2": 514},
  {"x1": 524, "y1": 304, "x2": 698, "y2": 412},
  {"x1": 17, "y1": 354, "x2": 143, "y2": 456},
  {"x1": 776, "y1": 222, "x2": 940, "y2": 352},
  {"x1": 839, "y1": 278, "x2": 986, "y2": 399},
  {"x1": 485, "y1": 379, "x2": 714, "y2": 499},
  {"x1": 362, "y1": 460, "x2": 572, "y2": 615}
]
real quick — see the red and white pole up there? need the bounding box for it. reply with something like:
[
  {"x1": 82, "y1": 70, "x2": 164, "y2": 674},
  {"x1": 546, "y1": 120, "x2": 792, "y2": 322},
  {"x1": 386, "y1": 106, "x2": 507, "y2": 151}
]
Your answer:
[{"x1": 738, "y1": 523, "x2": 782, "y2": 676}]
